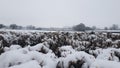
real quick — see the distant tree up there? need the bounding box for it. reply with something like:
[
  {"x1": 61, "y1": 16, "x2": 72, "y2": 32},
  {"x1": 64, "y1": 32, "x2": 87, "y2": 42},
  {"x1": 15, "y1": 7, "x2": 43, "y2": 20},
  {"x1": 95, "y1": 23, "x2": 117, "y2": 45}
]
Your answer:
[
  {"x1": 86, "y1": 27, "x2": 92, "y2": 30},
  {"x1": 17, "y1": 26, "x2": 23, "y2": 29},
  {"x1": 9, "y1": 24, "x2": 18, "y2": 29},
  {"x1": 36, "y1": 27, "x2": 42, "y2": 30},
  {"x1": 26, "y1": 25, "x2": 35, "y2": 30},
  {"x1": 0, "y1": 24, "x2": 5, "y2": 29},
  {"x1": 73, "y1": 23, "x2": 86, "y2": 31},
  {"x1": 104, "y1": 27, "x2": 108, "y2": 30},
  {"x1": 109, "y1": 24, "x2": 119, "y2": 30}
]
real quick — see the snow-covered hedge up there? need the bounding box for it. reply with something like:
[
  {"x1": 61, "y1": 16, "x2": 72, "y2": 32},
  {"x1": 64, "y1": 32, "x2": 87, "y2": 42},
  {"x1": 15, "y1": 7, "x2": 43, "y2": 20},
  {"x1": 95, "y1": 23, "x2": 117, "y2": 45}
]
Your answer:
[{"x1": 0, "y1": 31, "x2": 120, "y2": 68}]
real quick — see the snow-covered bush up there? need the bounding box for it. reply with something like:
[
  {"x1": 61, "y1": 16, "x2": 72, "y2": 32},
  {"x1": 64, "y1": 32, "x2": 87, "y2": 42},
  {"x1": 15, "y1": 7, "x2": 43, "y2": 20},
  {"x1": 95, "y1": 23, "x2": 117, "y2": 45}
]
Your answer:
[
  {"x1": 0, "y1": 30, "x2": 120, "y2": 68},
  {"x1": 57, "y1": 51, "x2": 95, "y2": 68}
]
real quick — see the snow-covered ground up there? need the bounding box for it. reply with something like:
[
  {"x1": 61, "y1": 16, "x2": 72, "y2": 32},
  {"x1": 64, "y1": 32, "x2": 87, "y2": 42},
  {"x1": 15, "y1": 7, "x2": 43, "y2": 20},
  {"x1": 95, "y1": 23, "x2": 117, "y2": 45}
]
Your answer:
[
  {"x1": 0, "y1": 30, "x2": 120, "y2": 68},
  {"x1": 1, "y1": 44, "x2": 120, "y2": 68}
]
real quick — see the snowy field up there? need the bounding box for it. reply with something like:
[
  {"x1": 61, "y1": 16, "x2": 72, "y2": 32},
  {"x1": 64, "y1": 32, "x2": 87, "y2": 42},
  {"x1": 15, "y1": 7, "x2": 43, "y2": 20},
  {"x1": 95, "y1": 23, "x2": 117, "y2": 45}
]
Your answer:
[{"x1": 0, "y1": 30, "x2": 120, "y2": 68}]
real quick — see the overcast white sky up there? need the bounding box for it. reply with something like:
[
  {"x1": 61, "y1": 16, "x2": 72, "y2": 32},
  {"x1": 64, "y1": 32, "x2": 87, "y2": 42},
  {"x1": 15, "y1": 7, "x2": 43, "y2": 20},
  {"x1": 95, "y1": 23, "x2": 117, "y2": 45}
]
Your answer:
[{"x1": 0, "y1": 0, "x2": 120, "y2": 28}]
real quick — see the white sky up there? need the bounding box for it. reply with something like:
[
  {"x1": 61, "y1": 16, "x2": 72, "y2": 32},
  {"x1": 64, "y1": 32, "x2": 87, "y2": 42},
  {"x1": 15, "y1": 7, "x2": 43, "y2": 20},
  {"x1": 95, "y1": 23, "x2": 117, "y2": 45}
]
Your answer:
[{"x1": 0, "y1": 0, "x2": 120, "y2": 28}]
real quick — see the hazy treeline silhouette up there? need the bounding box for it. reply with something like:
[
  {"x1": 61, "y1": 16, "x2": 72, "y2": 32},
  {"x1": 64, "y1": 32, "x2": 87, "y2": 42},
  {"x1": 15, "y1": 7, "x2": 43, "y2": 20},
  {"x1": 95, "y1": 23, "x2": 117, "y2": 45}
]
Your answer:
[
  {"x1": 0, "y1": 23, "x2": 119, "y2": 31},
  {"x1": 73, "y1": 23, "x2": 120, "y2": 31},
  {"x1": 0, "y1": 24, "x2": 41, "y2": 30}
]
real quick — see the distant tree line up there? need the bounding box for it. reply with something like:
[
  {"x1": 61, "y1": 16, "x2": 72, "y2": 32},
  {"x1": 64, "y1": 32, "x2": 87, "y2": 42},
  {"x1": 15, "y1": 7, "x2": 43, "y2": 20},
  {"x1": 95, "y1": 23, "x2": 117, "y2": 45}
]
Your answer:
[
  {"x1": 0, "y1": 24, "x2": 42, "y2": 30},
  {"x1": 72, "y1": 23, "x2": 94, "y2": 31},
  {"x1": 0, "y1": 23, "x2": 119, "y2": 31},
  {"x1": 104, "y1": 24, "x2": 119, "y2": 30},
  {"x1": 73, "y1": 23, "x2": 120, "y2": 31}
]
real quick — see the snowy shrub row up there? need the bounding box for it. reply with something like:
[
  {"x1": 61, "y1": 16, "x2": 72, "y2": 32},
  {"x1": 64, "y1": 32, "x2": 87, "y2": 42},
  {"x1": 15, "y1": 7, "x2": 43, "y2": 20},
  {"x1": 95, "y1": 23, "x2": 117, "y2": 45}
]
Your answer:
[
  {"x1": 1, "y1": 44, "x2": 120, "y2": 68},
  {"x1": 0, "y1": 31, "x2": 120, "y2": 68},
  {"x1": 0, "y1": 31, "x2": 120, "y2": 54}
]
